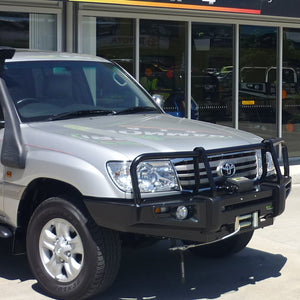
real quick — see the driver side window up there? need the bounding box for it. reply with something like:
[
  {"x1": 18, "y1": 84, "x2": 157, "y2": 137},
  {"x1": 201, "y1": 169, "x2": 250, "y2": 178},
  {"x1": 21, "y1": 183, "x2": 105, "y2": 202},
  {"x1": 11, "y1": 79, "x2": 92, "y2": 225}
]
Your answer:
[{"x1": 4, "y1": 68, "x2": 35, "y2": 103}]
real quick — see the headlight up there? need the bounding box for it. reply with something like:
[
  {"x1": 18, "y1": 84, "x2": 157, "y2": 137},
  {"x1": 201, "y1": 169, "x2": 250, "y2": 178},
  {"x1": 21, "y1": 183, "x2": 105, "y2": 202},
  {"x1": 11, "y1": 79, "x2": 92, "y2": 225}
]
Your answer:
[
  {"x1": 107, "y1": 160, "x2": 180, "y2": 193},
  {"x1": 137, "y1": 160, "x2": 180, "y2": 193},
  {"x1": 256, "y1": 150, "x2": 275, "y2": 179}
]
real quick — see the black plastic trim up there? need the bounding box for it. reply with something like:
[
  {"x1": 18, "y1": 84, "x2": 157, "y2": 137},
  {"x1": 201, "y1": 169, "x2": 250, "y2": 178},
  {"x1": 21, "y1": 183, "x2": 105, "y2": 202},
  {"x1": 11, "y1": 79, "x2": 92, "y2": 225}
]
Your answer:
[
  {"x1": 0, "y1": 47, "x2": 26, "y2": 169},
  {"x1": 0, "y1": 47, "x2": 15, "y2": 77}
]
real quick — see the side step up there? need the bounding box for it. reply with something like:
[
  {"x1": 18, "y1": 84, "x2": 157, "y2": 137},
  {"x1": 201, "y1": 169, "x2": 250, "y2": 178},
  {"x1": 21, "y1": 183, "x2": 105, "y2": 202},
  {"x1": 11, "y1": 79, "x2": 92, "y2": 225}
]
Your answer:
[{"x1": 0, "y1": 225, "x2": 12, "y2": 238}]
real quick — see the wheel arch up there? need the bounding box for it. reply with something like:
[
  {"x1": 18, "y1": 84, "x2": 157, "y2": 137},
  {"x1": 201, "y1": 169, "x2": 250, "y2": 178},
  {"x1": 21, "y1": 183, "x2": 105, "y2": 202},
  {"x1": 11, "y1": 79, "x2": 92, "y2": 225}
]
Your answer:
[{"x1": 14, "y1": 177, "x2": 87, "y2": 253}]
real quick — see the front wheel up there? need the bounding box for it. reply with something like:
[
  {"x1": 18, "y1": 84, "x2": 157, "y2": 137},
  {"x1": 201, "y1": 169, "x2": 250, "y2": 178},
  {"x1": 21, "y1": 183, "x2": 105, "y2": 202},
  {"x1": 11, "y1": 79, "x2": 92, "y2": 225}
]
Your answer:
[
  {"x1": 26, "y1": 197, "x2": 121, "y2": 300},
  {"x1": 188, "y1": 230, "x2": 254, "y2": 258}
]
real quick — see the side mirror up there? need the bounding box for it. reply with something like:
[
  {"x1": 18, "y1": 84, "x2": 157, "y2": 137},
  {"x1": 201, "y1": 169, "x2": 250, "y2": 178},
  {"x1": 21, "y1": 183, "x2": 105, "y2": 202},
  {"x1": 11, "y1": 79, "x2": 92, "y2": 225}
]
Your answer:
[{"x1": 152, "y1": 94, "x2": 164, "y2": 108}]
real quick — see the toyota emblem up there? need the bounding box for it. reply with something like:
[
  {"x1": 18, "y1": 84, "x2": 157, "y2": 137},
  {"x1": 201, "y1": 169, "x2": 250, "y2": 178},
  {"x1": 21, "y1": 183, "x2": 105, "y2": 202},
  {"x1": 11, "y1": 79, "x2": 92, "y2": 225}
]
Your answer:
[{"x1": 217, "y1": 162, "x2": 236, "y2": 177}]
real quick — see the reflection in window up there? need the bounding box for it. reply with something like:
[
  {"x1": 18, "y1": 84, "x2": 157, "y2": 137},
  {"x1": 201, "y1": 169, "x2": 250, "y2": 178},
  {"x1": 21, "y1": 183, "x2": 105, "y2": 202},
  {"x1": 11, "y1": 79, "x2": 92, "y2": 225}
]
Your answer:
[
  {"x1": 98, "y1": 18, "x2": 134, "y2": 75},
  {"x1": 0, "y1": 12, "x2": 29, "y2": 48},
  {"x1": 192, "y1": 23, "x2": 233, "y2": 125},
  {"x1": 140, "y1": 20, "x2": 188, "y2": 118},
  {"x1": 239, "y1": 25, "x2": 277, "y2": 139},
  {"x1": 283, "y1": 28, "x2": 300, "y2": 157},
  {"x1": 0, "y1": 12, "x2": 57, "y2": 50},
  {"x1": 82, "y1": 17, "x2": 134, "y2": 75}
]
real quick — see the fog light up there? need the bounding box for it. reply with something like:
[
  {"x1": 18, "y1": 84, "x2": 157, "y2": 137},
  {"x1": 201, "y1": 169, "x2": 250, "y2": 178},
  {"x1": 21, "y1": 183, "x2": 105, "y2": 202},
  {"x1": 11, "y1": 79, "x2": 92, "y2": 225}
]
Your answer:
[{"x1": 176, "y1": 206, "x2": 188, "y2": 220}]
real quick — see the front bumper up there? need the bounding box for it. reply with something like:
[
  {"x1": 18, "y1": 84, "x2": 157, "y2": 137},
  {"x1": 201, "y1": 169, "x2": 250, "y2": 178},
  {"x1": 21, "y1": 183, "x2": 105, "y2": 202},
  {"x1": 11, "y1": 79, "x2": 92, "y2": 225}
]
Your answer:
[
  {"x1": 84, "y1": 138, "x2": 291, "y2": 243},
  {"x1": 84, "y1": 175, "x2": 291, "y2": 243}
]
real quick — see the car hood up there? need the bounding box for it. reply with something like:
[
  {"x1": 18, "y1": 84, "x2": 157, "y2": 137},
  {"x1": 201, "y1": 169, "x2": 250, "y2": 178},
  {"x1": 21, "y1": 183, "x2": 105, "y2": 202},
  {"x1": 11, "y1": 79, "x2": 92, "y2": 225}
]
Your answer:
[{"x1": 26, "y1": 114, "x2": 262, "y2": 160}]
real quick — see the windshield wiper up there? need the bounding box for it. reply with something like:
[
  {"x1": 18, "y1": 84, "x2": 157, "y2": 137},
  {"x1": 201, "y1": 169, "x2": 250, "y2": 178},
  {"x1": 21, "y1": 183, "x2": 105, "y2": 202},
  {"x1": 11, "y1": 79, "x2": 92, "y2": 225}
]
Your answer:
[
  {"x1": 114, "y1": 106, "x2": 158, "y2": 115},
  {"x1": 48, "y1": 109, "x2": 116, "y2": 121}
]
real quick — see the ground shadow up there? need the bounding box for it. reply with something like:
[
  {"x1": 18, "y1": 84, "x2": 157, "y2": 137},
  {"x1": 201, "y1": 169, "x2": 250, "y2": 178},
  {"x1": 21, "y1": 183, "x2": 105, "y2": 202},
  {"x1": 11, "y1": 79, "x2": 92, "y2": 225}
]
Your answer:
[
  {"x1": 0, "y1": 238, "x2": 287, "y2": 300},
  {"x1": 0, "y1": 239, "x2": 33, "y2": 282},
  {"x1": 94, "y1": 240, "x2": 287, "y2": 300}
]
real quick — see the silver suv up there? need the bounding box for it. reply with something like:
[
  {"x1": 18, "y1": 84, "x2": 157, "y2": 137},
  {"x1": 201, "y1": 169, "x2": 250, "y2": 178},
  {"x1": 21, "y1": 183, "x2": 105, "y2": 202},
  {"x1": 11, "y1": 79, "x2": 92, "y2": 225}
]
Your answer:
[{"x1": 0, "y1": 47, "x2": 291, "y2": 300}]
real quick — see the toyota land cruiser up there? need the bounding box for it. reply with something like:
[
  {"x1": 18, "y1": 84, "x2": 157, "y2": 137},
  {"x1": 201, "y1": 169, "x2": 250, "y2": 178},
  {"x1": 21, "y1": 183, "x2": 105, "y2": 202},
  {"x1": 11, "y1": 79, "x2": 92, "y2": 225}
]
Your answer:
[{"x1": 0, "y1": 47, "x2": 291, "y2": 299}]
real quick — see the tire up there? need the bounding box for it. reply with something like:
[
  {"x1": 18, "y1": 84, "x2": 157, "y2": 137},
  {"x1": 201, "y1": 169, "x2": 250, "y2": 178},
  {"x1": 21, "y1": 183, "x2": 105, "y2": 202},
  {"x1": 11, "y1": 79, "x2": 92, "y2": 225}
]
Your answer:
[
  {"x1": 26, "y1": 197, "x2": 121, "y2": 300},
  {"x1": 188, "y1": 230, "x2": 254, "y2": 258}
]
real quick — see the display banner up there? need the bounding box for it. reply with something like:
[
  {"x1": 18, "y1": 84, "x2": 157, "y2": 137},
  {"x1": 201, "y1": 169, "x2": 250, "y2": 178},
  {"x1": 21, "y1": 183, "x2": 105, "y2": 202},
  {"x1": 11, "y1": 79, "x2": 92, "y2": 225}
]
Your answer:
[{"x1": 68, "y1": 0, "x2": 300, "y2": 18}]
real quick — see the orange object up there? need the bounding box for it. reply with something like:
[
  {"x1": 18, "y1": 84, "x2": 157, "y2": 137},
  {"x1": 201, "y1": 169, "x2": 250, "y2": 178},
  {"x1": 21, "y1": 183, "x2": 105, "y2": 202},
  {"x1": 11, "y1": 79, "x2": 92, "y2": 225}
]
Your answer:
[
  {"x1": 154, "y1": 207, "x2": 161, "y2": 214},
  {"x1": 286, "y1": 123, "x2": 294, "y2": 132},
  {"x1": 282, "y1": 89, "x2": 287, "y2": 100}
]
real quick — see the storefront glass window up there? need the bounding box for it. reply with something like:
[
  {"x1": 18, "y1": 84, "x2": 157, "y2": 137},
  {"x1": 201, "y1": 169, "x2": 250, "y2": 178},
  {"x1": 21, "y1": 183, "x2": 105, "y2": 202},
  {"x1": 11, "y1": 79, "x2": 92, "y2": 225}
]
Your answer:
[
  {"x1": 82, "y1": 17, "x2": 134, "y2": 75},
  {"x1": 0, "y1": 12, "x2": 57, "y2": 50},
  {"x1": 97, "y1": 18, "x2": 134, "y2": 75},
  {"x1": 139, "y1": 20, "x2": 187, "y2": 118},
  {"x1": 192, "y1": 23, "x2": 233, "y2": 125},
  {"x1": 283, "y1": 28, "x2": 300, "y2": 157},
  {"x1": 0, "y1": 12, "x2": 29, "y2": 48},
  {"x1": 239, "y1": 25, "x2": 277, "y2": 138}
]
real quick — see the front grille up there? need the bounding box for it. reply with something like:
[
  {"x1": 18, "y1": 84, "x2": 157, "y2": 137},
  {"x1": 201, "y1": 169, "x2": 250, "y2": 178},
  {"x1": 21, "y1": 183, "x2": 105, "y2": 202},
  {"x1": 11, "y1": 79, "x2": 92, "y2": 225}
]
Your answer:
[{"x1": 174, "y1": 150, "x2": 258, "y2": 190}]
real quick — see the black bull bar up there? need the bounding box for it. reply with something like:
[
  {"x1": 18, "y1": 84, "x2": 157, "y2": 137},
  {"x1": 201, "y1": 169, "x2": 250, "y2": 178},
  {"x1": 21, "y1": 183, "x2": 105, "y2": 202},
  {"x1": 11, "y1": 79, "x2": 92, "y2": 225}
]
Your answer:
[{"x1": 130, "y1": 138, "x2": 290, "y2": 205}]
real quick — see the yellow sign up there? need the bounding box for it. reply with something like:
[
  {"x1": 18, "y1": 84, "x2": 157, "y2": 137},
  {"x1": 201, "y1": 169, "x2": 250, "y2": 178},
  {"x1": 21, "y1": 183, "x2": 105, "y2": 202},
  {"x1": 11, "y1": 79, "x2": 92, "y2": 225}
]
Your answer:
[{"x1": 242, "y1": 100, "x2": 255, "y2": 105}]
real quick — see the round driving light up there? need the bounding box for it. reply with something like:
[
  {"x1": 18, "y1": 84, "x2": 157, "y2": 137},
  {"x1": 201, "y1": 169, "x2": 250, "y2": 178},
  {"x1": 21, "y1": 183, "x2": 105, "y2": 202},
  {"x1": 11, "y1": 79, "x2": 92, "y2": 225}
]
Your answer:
[{"x1": 176, "y1": 206, "x2": 188, "y2": 220}]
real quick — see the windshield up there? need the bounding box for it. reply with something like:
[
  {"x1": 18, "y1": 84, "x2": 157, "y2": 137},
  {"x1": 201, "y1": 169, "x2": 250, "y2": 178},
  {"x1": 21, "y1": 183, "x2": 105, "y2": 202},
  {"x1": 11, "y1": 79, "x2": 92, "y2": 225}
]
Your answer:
[{"x1": 3, "y1": 60, "x2": 160, "y2": 122}]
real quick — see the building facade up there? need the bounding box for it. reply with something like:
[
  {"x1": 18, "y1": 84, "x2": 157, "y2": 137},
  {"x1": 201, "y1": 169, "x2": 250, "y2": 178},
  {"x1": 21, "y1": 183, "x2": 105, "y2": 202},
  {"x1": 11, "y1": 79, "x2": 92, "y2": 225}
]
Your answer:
[{"x1": 1, "y1": 0, "x2": 300, "y2": 156}]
